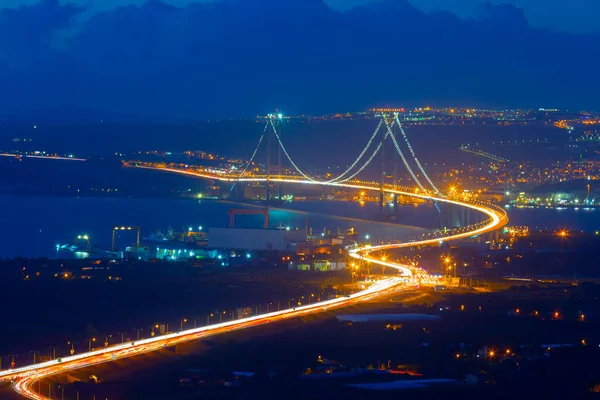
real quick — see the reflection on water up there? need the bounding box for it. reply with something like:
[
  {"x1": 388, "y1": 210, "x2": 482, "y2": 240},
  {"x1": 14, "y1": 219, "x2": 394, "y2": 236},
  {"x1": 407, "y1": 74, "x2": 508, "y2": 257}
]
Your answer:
[
  {"x1": 0, "y1": 196, "x2": 431, "y2": 259},
  {"x1": 2, "y1": 195, "x2": 593, "y2": 259}
]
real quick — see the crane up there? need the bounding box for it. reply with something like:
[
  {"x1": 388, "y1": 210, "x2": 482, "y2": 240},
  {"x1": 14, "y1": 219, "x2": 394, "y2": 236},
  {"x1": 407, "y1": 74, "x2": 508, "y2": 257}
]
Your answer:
[
  {"x1": 112, "y1": 226, "x2": 141, "y2": 252},
  {"x1": 227, "y1": 208, "x2": 269, "y2": 229}
]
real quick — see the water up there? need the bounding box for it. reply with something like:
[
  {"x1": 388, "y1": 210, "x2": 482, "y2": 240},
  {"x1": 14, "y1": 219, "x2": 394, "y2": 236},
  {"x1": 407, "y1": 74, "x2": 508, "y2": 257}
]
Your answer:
[
  {"x1": 2, "y1": 194, "x2": 597, "y2": 259},
  {"x1": 505, "y1": 206, "x2": 600, "y2": 233},
  {"x1": 1, "y1": 121, "x2": 564, "y2": 168},
  {"x1": 0, "y1": 195, "x2": 430, "y2": 259}
]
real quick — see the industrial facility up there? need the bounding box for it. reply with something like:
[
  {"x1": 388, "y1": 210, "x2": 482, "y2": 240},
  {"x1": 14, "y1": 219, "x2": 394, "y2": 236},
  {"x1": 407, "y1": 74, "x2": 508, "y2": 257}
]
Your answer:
[{"x1": 56, "y1": 207, "x2": 354, "y2": 272}]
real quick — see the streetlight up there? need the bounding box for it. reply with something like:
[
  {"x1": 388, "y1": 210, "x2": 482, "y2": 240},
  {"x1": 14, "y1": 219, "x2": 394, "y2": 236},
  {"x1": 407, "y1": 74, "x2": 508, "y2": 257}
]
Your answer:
[
  {"x1": 558, "y1": 230, "x2": 568, "y2": 238},
  {"x1": 87, "y1": 338, "x2": 96, "y2": 352},
  {"x1": 49, "y1": 347, "x2": 58, "y2": 359},
  {"x1": 180, "y1": 318, "x2": 188, "y2": 331},
  {"x1": 207, "y1": 313, "x2": 214, "y2": 325}
]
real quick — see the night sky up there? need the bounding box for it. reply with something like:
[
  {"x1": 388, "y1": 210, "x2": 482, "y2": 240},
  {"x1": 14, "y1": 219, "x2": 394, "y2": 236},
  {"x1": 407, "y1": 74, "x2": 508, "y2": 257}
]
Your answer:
[
  {"x1": 4, "y1": 0, "x2": 598, "y2": 33},
  {"x1": 1, "y1": 0, "x2": 599, "y2": 119}
]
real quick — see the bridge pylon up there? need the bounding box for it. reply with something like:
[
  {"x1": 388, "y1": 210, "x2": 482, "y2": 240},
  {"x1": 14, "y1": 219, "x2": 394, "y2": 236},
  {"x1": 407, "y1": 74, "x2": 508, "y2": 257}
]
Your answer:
[
  {"x1": 265, "y1": 111, "x2": 285, "y2": 203},
  {"x1": 376, "y1": 113, "x2": 404, "y2": 214}
]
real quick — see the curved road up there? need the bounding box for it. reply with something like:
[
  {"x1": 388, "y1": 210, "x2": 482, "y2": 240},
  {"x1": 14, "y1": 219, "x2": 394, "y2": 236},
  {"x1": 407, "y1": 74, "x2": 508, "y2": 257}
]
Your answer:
[{"x1": 0, "y1": 168, "x2": 508, "y2": 399}]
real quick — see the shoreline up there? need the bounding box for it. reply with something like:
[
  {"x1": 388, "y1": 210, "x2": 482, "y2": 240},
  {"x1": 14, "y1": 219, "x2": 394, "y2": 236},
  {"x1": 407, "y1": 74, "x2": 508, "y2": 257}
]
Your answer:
[
  {"x1": 0, "y1": 194, "x2": 431, "y2": 260},
  {"x1": 217, "y1": 199, "x2": 431, "y2": 232},
  {"x1": 0, "y1": 192, "x2": 432, "y2": 231}
]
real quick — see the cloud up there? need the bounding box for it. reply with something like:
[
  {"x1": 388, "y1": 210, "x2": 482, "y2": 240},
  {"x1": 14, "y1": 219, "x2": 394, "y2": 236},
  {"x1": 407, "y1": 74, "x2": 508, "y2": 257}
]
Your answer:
[
  {"x1": 0, "y1": 0, "x2": 599, "y2": 118},
  {"x1": 0, "y1": 0, "x2": 84, "y2": 67}
]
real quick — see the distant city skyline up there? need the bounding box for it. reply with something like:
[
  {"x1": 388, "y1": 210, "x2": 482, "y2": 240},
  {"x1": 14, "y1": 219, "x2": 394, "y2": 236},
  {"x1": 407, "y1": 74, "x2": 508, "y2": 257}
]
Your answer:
[{"x1": 2, "y1": 0, "x2": 599, "y2": 34}]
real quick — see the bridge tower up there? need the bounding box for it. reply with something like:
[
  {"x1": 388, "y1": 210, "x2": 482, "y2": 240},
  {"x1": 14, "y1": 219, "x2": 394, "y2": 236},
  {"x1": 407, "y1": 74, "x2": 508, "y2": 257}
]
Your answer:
[
  {"x1": 265, "y1": 112, "x2": 284, "y2": 202},
  {"x1": 377, "y1": 113, "x2": 401, "y2": 213},
  {"x1": 379, "y1": 121, "x2": 385, "y2": 212}
]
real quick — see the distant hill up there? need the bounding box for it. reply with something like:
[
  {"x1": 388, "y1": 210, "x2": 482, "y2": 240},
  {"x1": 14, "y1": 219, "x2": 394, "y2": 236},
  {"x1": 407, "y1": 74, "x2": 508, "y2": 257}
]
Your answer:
[
  {"x1": 0, "y1": 106, "x2": 187, "y2": 125},
  {"x1": 1, "y1": 0, "x2": 599, "y2": 118}
]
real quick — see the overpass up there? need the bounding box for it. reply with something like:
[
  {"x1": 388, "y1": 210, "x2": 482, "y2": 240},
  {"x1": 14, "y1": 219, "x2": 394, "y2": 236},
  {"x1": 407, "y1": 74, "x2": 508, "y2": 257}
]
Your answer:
[{"x1": 0, "y1": 113, "x2": 508, "y2": 399}]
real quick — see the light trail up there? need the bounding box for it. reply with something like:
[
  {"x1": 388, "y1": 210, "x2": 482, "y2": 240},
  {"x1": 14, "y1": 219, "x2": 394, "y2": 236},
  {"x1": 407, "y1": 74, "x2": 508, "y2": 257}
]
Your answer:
[
  {"x1": 24, "y1": 155, "x2": 87, "y2": 162},
  {"x1": 136, "y1": 166, "x2": 506, "y2": 230},
  {"x1": 459, "y1": 146, "x2": 509, "y2": 163},
  {"x1": 0, "y1": 154, "x2": 87, "y2": 161},
  {"x1": 2, "y1": 277, "x2": 407, "y2": 400},
  {"x1": 1, "y1": 166, "x2": 507, "y2": 399}
]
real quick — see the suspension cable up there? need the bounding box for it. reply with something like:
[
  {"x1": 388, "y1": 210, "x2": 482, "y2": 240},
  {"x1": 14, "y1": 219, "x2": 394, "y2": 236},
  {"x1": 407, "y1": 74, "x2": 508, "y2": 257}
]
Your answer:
[
  {"x1": 340, "y1": 129, "x2": 389, "y2": 182},
  {"x1": 393, "y1": 114, "x2": 442, "y2": 196},
  {"x1": 384, "y1": 116, "x2": 427, "y2": 192},
  {"x1": 230, "y1": 121, "x2": 269, "y2": 193},
  {"x1": 238, "y1": 121, "x2": 268, "y2": 179},
  {"x1": 270, "y1": 119, "x2": 316, "y2": 181},
  {"x1": 324, "y1": 119, "x2": 384, "y2": 183}
]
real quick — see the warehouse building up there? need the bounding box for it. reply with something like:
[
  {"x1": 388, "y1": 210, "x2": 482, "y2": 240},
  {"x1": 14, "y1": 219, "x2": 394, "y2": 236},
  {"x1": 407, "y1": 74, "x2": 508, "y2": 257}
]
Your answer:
[{"x1": 208, "y1": 228, "x2": 287, "y2": 251}]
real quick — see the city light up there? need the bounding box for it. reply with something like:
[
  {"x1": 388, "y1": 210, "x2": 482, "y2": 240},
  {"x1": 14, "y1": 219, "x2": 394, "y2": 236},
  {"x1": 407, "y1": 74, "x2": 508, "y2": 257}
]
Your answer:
[
  {"x1": 558, "y1": 230, "x2": 568, "y2": 238},
  {"x1": 8, "y1": 124, "x2": 509, "y2": 399}
]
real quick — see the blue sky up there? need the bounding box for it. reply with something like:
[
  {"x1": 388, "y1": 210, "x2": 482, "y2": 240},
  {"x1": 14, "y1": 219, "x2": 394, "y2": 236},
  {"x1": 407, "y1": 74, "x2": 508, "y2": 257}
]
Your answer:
[{"x1": 2, "y1": 0, "x2": 599, "y2": 34}]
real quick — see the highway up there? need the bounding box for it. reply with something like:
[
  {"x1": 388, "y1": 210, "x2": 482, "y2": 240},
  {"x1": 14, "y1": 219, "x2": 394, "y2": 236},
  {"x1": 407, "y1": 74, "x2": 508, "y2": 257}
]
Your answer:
[
  {"x1": 1, "y1": 277, "x2": 406, "y2": 399},
  {"x1": 136, "y1": 165, "x2": 507, "y2": 240},
  {"x1": 0, "y1": 167, "x2": 507, "y2": 399}
]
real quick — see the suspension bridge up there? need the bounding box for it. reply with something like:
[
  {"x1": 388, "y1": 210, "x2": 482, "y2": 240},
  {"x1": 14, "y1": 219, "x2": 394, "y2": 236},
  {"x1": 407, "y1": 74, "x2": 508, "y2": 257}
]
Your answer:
[{"x1": 0, "y1": 113, "x2": 508, "y2": 400}]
